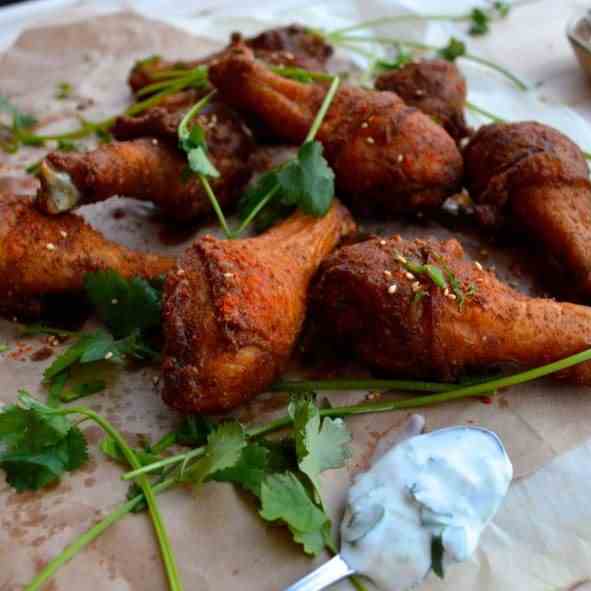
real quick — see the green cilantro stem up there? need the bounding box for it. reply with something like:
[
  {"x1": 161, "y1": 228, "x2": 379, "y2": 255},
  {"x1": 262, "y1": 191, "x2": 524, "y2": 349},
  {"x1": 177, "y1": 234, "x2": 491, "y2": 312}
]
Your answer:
[
  {"x1": 16, "y1": 67, "x2": 207, "y2": 147},
  {"x1": 270, "y1": 379, "x2": 453, "y2": 392},
  {"x1": 123, "y1": 346, "x2": 591, "y2": 481},
  {"x1": 40, "y1": 406, "x2": 183, "y2": 591},
  {"x1": 177, "y1": 90, "x2": 216, "y2": 137},
  {"x1": 332, "y1": 35, "x2": 528, "y2": 91},
  {"x1": 233, "y1": 183, "x2": 281, "y2": 237},
  {"x1": 233, "y1": 76, "x2": 340, "y2": 238},
  {"x1": 329, "y1": 14, "x2": 473, "y2": 37},
  {"x1": 270, "y1": 66, "x2": 335, "y2": 82},
  {"x1": 200, "y1": 174, "x2": 235, "y2": 238},
  {"x1": 305, "y1": 75, "x2": 341, "y2": 142},
  {"x1": 23, "y1": 477, "x2": 176, "y2": 591}
]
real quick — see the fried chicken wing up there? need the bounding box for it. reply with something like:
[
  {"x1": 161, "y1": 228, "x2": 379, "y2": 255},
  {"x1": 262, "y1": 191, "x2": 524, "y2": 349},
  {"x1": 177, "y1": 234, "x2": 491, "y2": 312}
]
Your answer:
[
  {"x1": 464, "y1": 122, "x2": 591, "y2": 296},
  {"x1": 374, "y1": 59, "x2": 470, "y2": 142},
  {"x1": 311, "y1": 235, "x2": 591, "y2": 385},
  {"x1": 161, "y1": 200, "x2": 355, "y2": 413},
  {"x1": 36, "y1": 99, "x2": 254, "y2": 221},
  {"x1": 208, "y1": 44, "x2": 463, "y2": 216},
  {"x1": 129, "y1": 25, "x2": 333, "y2": 94},
  {"x1": 0, "y1": 194, "x2": 174, "y2": 317}
]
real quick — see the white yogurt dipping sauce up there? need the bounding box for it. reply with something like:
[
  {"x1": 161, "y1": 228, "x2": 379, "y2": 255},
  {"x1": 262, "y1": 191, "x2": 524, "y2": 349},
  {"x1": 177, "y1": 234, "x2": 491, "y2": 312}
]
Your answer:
[{"x1": 340, "y1": 424, "x2": 513, "y2": 591}]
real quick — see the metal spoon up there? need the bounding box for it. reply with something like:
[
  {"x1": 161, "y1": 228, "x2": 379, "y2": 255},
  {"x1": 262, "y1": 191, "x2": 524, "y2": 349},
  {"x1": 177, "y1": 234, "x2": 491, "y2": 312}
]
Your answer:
[{"x1": 284, "y1": 423, "x2": 511, "y2": 591}]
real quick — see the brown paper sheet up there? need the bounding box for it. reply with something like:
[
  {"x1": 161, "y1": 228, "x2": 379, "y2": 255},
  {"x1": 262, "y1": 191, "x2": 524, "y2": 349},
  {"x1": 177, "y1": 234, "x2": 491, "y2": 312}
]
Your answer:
[{"x1": 1, "y1": 10, "x2": 591, "y2": 591}]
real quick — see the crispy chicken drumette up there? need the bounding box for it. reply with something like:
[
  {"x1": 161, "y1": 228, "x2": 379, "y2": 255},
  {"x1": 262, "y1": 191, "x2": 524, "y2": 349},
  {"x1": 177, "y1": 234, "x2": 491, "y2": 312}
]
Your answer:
[
  {"x1": 208, "y1": 44, "x2": 463, "y2": 216},
  {"x1": 311, "y1": 235, "x2": 591, "y2": 384},
  {"x1": 375, "y1": 59, "x2": 470, "y2": 142},
  {"x1": 129, "y1": 24, "x2": 333, "y2": 94},
  {"x1": 0, "y1": 194, "x2": 174, "y2": 318},
  {"x1": 161, "y1": 200, "x2": 355, "y2": 413},
  {"x1": 35, "y1": 95, "x2": 254, "y2": 221},
  {"x1": 464, "y1": 122, "x2": 591, "y2": 297}
]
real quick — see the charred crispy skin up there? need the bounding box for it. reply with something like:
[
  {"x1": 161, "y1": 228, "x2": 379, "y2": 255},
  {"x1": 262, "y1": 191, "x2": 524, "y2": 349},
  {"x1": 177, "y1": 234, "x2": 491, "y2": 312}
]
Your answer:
[
  {"x1": 464, "y1": 122, "x2": 591, "y2": 296},
  {"x1": 0, "y1": 194, "x2": 174, "y2": 317},
  {"x1": 311, "y1": 235, "x2": 591, "y2": 385},
  {"x1": 161, "y1": 200, "x2": 356, "y2": 413},
  {"x1": 128, "y1": 25, "x2": 333, "y2": 93},
  {"x1": 208, "y1": 44, "x2": 463, "y2": 216},
  {"x1": 375, "y1": 59, "x2": 470, "y2": 142},
  {"x1": 36, "y1": 100, "x2": 254, "y2": 221}
]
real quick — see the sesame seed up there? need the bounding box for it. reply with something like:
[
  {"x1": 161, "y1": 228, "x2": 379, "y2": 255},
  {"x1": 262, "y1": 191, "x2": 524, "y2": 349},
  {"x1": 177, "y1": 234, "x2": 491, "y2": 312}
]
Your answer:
[
  {"x1": 152, "y1": 138, "x2": 158, "y2": 145},
  {"x1": 475, "y1": 261, "x2": 483, "y2": 271},
  {"x1": 366, "y1": 137, "x2": 375, "y2": 144},
  {"x1": 177, "y1": 268, "x2": 185, "y2": 276},
  {"x1": 105, "y1": 352, "x2": 113, "y2": 360},
  {"x1": 448, "y1": 293, "x2": 457, "y2": 300},
  {"x1": 411, "y1": 281, "x2": 421, "y2": 292},
  {"x1": 397, "y1": 154, "x2": 404, "y2": 163},
  {"x1": 223, "y1": 272, "x2": 234, "y2": 278},
  {"x1": 379, "y1": 240, "x2": 387, "y2": 246},
  {"x1": 111, "y1": 299, "x2": 118, "y2": 305},
  {"x1": 383, "y1": 270, "x2": 392, "y2": 277},
  {"x1": 59, "y1": 230, "x2": 68, "y2": 238},
  {"x1": 361, "y1": 122, "x2": 369, "y2": 129},
  {"x1": 153, "y1": 376, "x2": 160, "y2": 385},
  {"x1": 443, "y1": 288, "x2": 450, "y2": 296},
  {"x1": 46, "y1": 243, "x2": 56, "y2": 251},
  {"x1": 395, "y1": 254, "x2": 408, "y2": 264},
  {"x1": 405, "y1": 272, "x2": 415, "y2": 280},
  {"x1": 388, "y1": 284, "x2": 398, "y2": 294}
]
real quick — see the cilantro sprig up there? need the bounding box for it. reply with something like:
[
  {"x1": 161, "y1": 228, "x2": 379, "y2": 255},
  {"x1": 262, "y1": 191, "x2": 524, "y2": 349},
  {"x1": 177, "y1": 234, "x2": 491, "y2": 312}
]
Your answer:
[
  {"x1": 2, "y1": 66, "x2": 209, "y2": 157},
  {"x1": 327, "y1": 2, "x2": 511, "y2": 39},
  {"x1": 178, "y1": 76, "x2": 340, "y2": 239},
  {"x1": 1, "y1": 391, "x2": 183, "y2": 591},
  {"x1": 39, "y1": 270, "x2": 163, "y2": 403},
  {"x1": 22, "y1": 346, "x2": 591, "y2": 591}
]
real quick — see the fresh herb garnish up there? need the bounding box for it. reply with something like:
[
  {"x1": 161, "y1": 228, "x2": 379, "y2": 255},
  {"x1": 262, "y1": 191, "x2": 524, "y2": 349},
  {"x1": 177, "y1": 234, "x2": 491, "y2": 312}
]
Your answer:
[
  {"x1": 371, "y1": 45, "x2": 414, "y2": 74},
  {"x1": 56, "y1": 138, "x2": 79, "y2": 152},
  {"x1": 469, "y1": 2, "x2": 511, "y2": 35},
  {"x1": 431, "y1": 534, "x2": 445, "y2": 578},
  {"x1": 0, "y1": 344, "x2": 8, "y2": 353},
  {"x1": 55, "y1": 82, "x2": 73, "y2": 100},
  {"x1": 437, "y1": 37, "x2": 466, "y2": 62},
  {"x1": 23, "y1": 345, "x2": 591, "y2": 591},
  {"x1": 0, "y1": 391, "x2": 88, "y2": 491},
  {"x1": 271, "y1": 65, "x2": 334, "y2": 83},
  {"x1": 0, "y1": 95, "x2": 38, "y2": 152}
]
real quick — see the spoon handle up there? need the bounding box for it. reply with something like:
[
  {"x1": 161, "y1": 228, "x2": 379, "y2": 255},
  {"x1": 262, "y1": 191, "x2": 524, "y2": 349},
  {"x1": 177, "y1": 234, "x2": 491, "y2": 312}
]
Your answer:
[{"x1": 284, "y1": 555, "x2": 355, "y2": 591}]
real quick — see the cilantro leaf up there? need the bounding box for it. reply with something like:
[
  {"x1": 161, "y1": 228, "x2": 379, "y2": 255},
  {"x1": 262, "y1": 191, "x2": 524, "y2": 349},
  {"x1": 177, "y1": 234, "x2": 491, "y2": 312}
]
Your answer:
[
  {"x1": 469, "y1": 8, "x2": 490, "y2": 35},
  {"x1": 84, "y1": 270, "x2": 162, "y2": 339},
  {"x1": 180, "y1": 421, "x2": 246, "y2": 485},
  {"x1": 60, "y1": 380, "x2": 106, "y2": 403},
  {"x1": 437, "y1": 37, "x2": 466, "y2": 62},
  {"x1": 0, "y1": 398, "x2": 88, "y2": 492},
  {"x1": 238, "y1": 170, "x2": 291, "y2": 232},
  {"x1": 289, "y1": 396, "x2": 351, "y2": 497},
  {"x1": 187, "y1": 146, "x2": 220, "y2": 178},
  {"x1": 372, "y1": 46, "x2": 413, "y2": 73},
  {"x1": 173, "y1": 415, "x2": 215, "y2": 447},
  {"x1": 212, "y1": 443, "x2": 271, "y2": 496},
  {"x1": 55, "y1": 82, "x2": 73, "y2": 100},
  {"x1": 276, "y1": 141, "x2": 335, "y2": 216},
  {"x1": 259, "y1": 472, "x2": 331, "y2": 556}
]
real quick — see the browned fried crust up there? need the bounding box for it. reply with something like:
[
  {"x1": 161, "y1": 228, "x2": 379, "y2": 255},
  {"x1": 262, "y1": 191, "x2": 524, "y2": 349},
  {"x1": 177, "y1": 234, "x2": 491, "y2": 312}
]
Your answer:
[
  {"x1": 208, "y1": 44, "x2": 463, "y2": 216},
  {"x1": 0, "y1": 194, "x2": 174, "y2": 317},
  {"x1": 375, "y1": 59, "x2": 470, "y2": 142},
  {"x1": 161, "y1": 200, "x2": 356, "y2": 413},
  {"x1": 128, "y1": 24, "x2": 333, "y2": 93},
  {"x1": 36, "y1": 100, "x2": 254, "y2": 222},
  {"x1": 464, "y1": 122, "x2": 591, "y2": 295},
  {"x1": 311, "y1": 235, "x2": 591, "y2": 384}
]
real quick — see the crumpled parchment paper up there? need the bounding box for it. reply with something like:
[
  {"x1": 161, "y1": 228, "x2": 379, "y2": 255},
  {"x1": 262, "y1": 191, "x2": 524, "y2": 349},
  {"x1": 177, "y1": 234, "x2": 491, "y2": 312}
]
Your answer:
[{"x1": 2, "y1": 2, "x2": 591, "y2": 590}]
